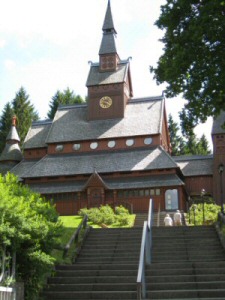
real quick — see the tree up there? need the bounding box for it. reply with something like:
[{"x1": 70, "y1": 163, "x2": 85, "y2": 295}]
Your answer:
[
  {"x1": 0, "y1": 103, "x2": 14, "y2": 152},
  {"x1": 150, "y1": 0, "x2": 225, "y2": 126},
  {"x1": 179, "y1": 108, "x2": 211, "y2": 155},
  {"x1": 12, "y1": 87, "x2": 39, "y2": 145},
  {"x1": 0, "y1": 87, "x2": 39, "y2": 153},
  {"x1": 168, "y1": 111, "x2": 211, "y2": 156},
  {"x1": 168, "y1": 114, "x2": 184, "y2": 156},
  {"x1": 47, "y1": 88, "x2": 85, "y2": 119},
  {"x1": 0, "y1": 173, "x2": 62, "y2": 299}
]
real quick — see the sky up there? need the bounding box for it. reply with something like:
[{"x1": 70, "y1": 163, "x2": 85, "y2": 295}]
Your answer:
[{"x1": 0, "y1": 0, "x2": 213, "y2": 148}]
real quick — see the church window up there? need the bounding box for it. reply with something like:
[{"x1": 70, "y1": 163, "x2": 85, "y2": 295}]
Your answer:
[
  {"x1": 55, "y1": 145, "x2": 64, "y2": 152},
  {"x1": 145, "y1": 189, "x2": 150, "y2": 196},
  {"x1": 150, "y1": 189, "x2": 155, "y2": 196},
  {"x1": 90, "y1": 142, "x2": 98, "y2": 149},
  {"x1": 73, "y1": 143, "x2": 81, "y2": 151},
  {"x1": 144, "y1": 137, "x2": 153, "y2": 145},
  {"x1": 126, "y1": 139, "x2": 134, "y2": 146},
  {"x1": 139, "y1": 190, "x2": 144, "y2": 197},
  {"x1": 156, "y1": 189, "x2": 161, "y2": 196},
  {"x1": 108, "y1": 140, "x2": 116, "y2": 148}
]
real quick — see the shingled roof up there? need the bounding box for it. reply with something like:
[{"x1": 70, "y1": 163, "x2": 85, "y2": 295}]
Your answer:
[
  {"x1": 212, "y1": 111, "x2": 225, "y2": 134},
  {"x1": 41, "y1": 96, "x2": 164, "y2": 144},
  {"x1": 24, "y1": 120, "x2": 52, "y2": 149},
  {"x1": 86, "y1": 60, "x2": 129, "y2": 87},
  {"x1": 174, "y1": 155, "x2": 213, "y2": 176},
  {"x1": 0, "y1": 144, "x2": 23, "y2": 162},
  {"x1": 28, "y1": 173, "x2": 184, "y2": 194},
  {"x1": 15, "y1": 146, "x2": 177, "y2": 179}
]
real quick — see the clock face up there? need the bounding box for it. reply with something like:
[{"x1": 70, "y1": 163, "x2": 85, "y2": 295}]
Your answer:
[{"x1": 99, "y1": 96, "x2": 112, "y2": 108}]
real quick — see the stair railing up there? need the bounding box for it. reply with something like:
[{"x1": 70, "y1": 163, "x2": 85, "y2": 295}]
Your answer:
[
  {"x1": 157, "y1": 203, "x2": 161, "y2": 227},
  {"x1": 137, "y1": 199, "x2": 153, "y2": 300},
  {"x1": 63, "y1": 214, "x2": 89, "y2": 259}
]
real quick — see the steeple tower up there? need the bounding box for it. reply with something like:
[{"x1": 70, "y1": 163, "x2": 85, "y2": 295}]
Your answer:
[
  {"x1": 0, "y1": 116, "x2": 23, "y2": 172},
  {"x1": 99, "y1": 0, "x2": 119, "y2": 71},
  {"x1": 86, "y1": 0, "x2": 133, "y2": 121}
]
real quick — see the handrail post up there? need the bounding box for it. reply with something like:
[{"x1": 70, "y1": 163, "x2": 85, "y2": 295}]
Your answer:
[{"x1": 137, "y1": 199, "x2": 154, "y2": 300}]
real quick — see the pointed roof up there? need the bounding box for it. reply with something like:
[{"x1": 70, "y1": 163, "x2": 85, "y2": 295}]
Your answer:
[
  {"x1": 99, "y1": 0, "x2": 117, "y2": 55},
  {"x1": 6, "y1": 116, "x2": 20, "y2": 143},
  {"x1": 102, "y1": 0, "x2": 117, "y2": 34},
  {"x1": 0, "y1": 116, "x2": 22, "y2": 163},
  {"x1": 83, "y1": 170, "x2": 109, "y2": 190}
]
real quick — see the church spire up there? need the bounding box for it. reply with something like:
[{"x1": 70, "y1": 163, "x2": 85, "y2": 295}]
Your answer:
[
  {"x1": 0, "y1": 116, "x2": 22, "y2": 164},
  {"x1": 99, "y1": 0, "x2": 119, "y2": 70},
  {"x1": 102, "y1": 0, "x2": 117, "y2": 34}
]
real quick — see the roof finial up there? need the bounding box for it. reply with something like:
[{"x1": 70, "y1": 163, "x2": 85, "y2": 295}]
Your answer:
[{"x1": 12, "y1": 115, "x2": 17, "y2": 126}]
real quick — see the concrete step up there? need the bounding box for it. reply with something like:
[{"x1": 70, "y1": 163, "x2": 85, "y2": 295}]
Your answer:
[
  {"x1": 43, "y1": 291, "x2": 137, "y2": 299},
  {"x1": 147, "y1": 289, "x2": 225, "y2": 299}
]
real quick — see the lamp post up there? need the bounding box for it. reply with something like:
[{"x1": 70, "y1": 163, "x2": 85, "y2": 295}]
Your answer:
[
  {"x1": 201, "y1": 189, "x2": 206, "y2": 224},
  {"x1": 218, "y1": 163, "x2": 224, "y2": 214}
]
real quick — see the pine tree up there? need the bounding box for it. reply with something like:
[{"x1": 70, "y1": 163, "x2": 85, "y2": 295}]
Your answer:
[
  {"x1": 168, "y1": 114, "x2": 184, "y2": 156},
  {"x1": 12, "y1": 87, "x2": 39, "y2": 147},
  {"x1": 197, "y1": 134, "x2": 211, "y2": 155},
  {"x1": 0, "y1": 103, "x2": 14, "y2": 152},
  {"x1": 168, "y1": 109, "x2": 211, "y2": 156},
  {"x1": 0, "y1": 87, "x2": 39, "y2": 153},
  {"x1": 47, "y1": 88, "x2": 85, "y2": 119}
]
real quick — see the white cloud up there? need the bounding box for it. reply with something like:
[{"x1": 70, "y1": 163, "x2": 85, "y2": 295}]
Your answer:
[
  {"x1": 4, "y1": 59, "x2": 16, "y2": 70},
  {"x1": 0, "y1": 39, "x2": 6, "y2": 48}
]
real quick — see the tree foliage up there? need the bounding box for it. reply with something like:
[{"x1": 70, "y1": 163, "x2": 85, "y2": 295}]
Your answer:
[
  {"x1": 168, "y1": 113, "x2": 211, "y2": 155},
  {"x1": 47, "y1": 88, "x2": 85, "y2": 119},
  {"x1": 151, "y1": 0, "x2": 225, "y2": 125},
  {"x1": 188, "y1": 203, "x2": 221, "y2": 225},
  {"x1": 0, "y1": 87, "x2": 39, "y2": 152},
  {"x1": 0, "y1": 173, "x2": 62, "y2": 299},
  {"x1": 0, "y1": 103, "x2": 14, "y2": 153}
]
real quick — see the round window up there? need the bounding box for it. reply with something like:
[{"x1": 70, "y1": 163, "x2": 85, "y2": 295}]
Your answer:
[
  {"x1": 55, "y1": 145, "x2": 64, "y2": 152},
  {"x1": 90, "y1": 142, "x2": 98, "y2": 150},
  {"x1": 126, "y1": 139, "x2": 134, "y2": 147},
  {"x1": 108, "y1": 140, "x2": 116, "y2": 148},
  {"x1": 73, "y1": 143, "x2": 81, "y2": 151},
  {"x1": 144, "y1": 137, "x2": 153, "y2": 145}
]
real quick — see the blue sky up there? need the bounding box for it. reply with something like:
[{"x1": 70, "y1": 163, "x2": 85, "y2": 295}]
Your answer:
[{"x1": 0, "y1": 0, "x2": 212, "y2": 148}]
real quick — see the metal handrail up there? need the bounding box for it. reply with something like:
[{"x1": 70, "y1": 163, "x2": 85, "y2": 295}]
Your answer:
[
  {"x1": 157, "y1": 203, "x2": 161, "y2": 227},
  {"x1": 63, "y1": 215, "x2": 88, "y2": 259},
  {"x1": 137, "y1": 199, "x2": 153, "y2": 300}
]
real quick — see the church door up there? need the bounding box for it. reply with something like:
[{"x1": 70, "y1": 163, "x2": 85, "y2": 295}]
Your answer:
[
  {"x1": 165, "y1": 189, "x2": 179, "y2": 210},
  {"x1": 90, "y1": 188, "x2": 102, "y2": 208}
]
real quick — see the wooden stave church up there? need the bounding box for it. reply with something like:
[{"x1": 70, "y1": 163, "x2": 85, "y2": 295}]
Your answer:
[{"x1": 0, "y1": 1, "x2": 224, "y2": 215}]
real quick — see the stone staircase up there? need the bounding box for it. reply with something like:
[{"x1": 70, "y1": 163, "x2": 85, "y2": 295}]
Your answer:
[
  {"x1": 42, "y1": 227, "x2": 142, "y2": 299},
  {"x1": 147, "y1": 225, "x2": 225, "y2": 299},
  {"x1": 134, "y1": 212, "x2": 185, "y2": 227},
  {"x1": 42, "y1": 225, "x2": 225, "y2": 300}
]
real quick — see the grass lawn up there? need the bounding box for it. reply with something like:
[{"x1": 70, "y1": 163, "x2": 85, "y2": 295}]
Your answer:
[{"x1": 52, "y1": 215, "x2": 83, "y2": 264}]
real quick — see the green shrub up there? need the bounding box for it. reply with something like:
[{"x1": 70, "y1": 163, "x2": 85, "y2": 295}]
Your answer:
[
  {"x1": 78, "y1": 205, "x2": 132, "y2": 227},
  {"x1": 189, "y1": 203, "x2": 221, "y2": 225},
  {"x1": 115, "y1": 205, "x2": 129, "y2": 215}
]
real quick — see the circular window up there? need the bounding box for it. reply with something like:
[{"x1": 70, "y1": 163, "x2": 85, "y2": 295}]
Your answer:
[
  {"x1": 126, "y1": 139, "x2": 134, "y2": 147},
  {"x1": 73, "y1": 143, "x2": 81, "y2": 151},
  {"x1": 144, "y1": 137, "x2": 153, "y2": 145},
  {"x1": 90, "y1": 142, "x2": 98, "y2": 150},
  {"x1": 55, "y1": 145, "x2": 64, "y2": 152},
  {"x1": 108, "y1": 140, "x2": 116, "y2": 148}
]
